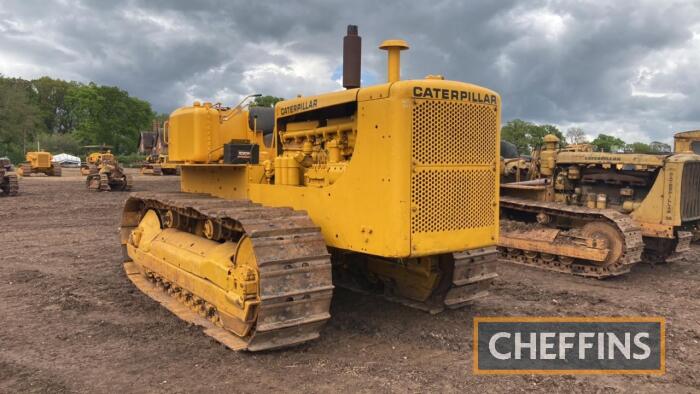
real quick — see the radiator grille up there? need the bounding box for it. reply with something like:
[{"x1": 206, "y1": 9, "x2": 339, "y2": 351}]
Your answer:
[
  {"x1": 412, "y1": 100, "x2": 496, "y2": 165},
  {"x1": 38, "y1": 154, "x2": 50, "y2": 168},
  {"x1": 681, "y1": 161, "x2": 700, "y2": 221},
  {"x1": 410, "y1": 100, "x2": 497, "y2": 233},
  {"x1": 411, "y1": 169, "x2": 495, "y2": 233}
]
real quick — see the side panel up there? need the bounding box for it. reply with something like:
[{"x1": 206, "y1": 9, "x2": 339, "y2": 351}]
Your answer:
[
  {"x1": 663, "y1": 161, "x2": 683, "y2": 226},
  {"x1": 181, "y1": 165, "x2": 258, "y2": 200},
  {"x1": 630, "y1": 167, "x2": 674, "y2": 237},
  {"x1": 631, "y1": 160, "x2": 689, "y2": 235},
  {"x1": 251, "y1": 96, "x2": 412, "y2": 257}
]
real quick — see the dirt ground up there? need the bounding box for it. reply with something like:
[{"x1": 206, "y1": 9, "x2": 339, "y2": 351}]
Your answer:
[{"x1": 1, "y1": 168, "x2": 699, "y2": 393}]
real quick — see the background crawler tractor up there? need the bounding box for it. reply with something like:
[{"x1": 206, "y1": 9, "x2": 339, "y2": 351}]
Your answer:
[
  {"x1": 85, "y1": 151, "x2": 132, "y2": 191},
  {"x1": 80, "y1": 145, "x2": 114, "y2": 175},
  {"x1": 139, "y1": 122, "x2": 181, "y2": 176},
  {"x1": 0, "y1": 157, "x2": 18, "y2": 196},
  {"x1": 499, "y1": 133, "x2": 700, "y2": 278},
  {"x1": 17, "y1": 151, "x2": 61, "y2": 177},
  {"x1": 120, "y1": 26, "x2": 501, "y2": 351}
]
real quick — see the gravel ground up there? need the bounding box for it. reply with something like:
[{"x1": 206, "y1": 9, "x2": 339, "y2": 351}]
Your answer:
[{"x1": 1, "y1": 168, "x2": 698, "y2": 393}]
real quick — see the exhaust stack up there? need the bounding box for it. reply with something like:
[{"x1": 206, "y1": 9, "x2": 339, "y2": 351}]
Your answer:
[
  {"x1": 379, "y1": 39, "x2": 409, "y2": 83},
  {"x1": 342, "y1": 25, "x2": 361, "y2": 89}
]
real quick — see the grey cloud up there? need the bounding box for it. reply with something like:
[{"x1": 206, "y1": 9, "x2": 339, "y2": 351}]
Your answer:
[{"x1": 1, "y1": 0, "x2": 698, "y2": 143}]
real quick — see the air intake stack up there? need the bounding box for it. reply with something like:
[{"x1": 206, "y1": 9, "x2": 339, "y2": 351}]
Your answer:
[
  {"x1": 379, "y1": 39, "x2": 409, "y2": 83},
  {"x1": 342, "y1": 25, "x2": 361, "y2": 89}
]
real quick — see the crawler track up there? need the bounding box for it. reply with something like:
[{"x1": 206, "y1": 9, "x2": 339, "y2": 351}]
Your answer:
[
  {"x1": 87, "y1": 173, "x2": 132, "y2": 192},
  {"x1": 87, "y1": 173, "x2": 110, "y2": 191},
  {"x1": 383, "y1": 248, "x2": 497, "y2": 313},
  {"x1": 333, "y1": 247, "x2": 498, "y2": 314},
  {"x1": 123, "y1": 174, "x2": 133, "y2": 191},
  {"x1": 644, "y1": 230, "x2": 693, "y2": 263},
  {"x1": 1, "y1": 172, "x2": 18, "y2": 196},
  {"x1": 18, "y1": 164, "x2": 32, "y2": 177},
  {"x1": 120, "y1": 192, "x2": 334, "y2": 351},
  {"x1": 499, "y1": 196, "x2": 644, "y2": 278},
  {"x1": 141, "y1": 164, "x2": 163, "y2": 176}
]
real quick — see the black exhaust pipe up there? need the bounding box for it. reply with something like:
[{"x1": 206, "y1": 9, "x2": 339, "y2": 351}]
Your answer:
[{"x1": 343, "y1": 25, "x2": 361, "y2": 89}]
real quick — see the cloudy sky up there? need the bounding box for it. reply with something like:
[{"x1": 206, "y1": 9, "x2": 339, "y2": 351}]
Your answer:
[{"x1": 1, "y1": 0, "x2": 699, "y2": 144}]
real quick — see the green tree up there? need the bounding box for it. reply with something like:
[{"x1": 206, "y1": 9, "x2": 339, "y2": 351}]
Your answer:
[
  {"x1": 0, "y1": 76, "x2": 43, "y2": 162},
  {"x1": 0, "y1": 75, "x2": 159, "y2": 160},
  {"x1": 252, "y1": 95, "x2": 284, "y2": 108},
  {"x1": 626, "y1": 142, "x2": 652, "y2": 154},
  {"x1": 591, "y1": 134, "x2": 625, "y2": 152},
  {"x1": 37, "y1": 132, "x2": 81, "y2": 155},
  {"x1": 501, "y1": 119, "x2": 566, "y2": 155},
  {"x1": 31, "y1": 77, "x2": 79, "y2": 133},
  {"x1": 534, "y1": 124, "x2": 566, "y2": 149},
  {"x1": 501, "y1": 119, "x2": 533, "y2": 154},
  {"x1": 67, "y1": 83, "x2": 154, "y2": 155}
]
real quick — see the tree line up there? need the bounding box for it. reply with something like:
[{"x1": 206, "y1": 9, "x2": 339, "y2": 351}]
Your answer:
[
  {"x1": 0, "y1": 75, "x2": 672, "y2": 164},
  {"x1": 502, "y1": 119, "x2": 671, "y2": 155},
  {"x1": 0, "y1": 76, "x2": 286, "y2": 165},
  {"x1": 0, "y1": 75, "x2": 156, "y2": 163}
]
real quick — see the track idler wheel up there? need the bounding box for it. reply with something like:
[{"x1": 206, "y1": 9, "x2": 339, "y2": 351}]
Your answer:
[{"x1": 581, "y1": 221, "x2": 624, "y2": 267}]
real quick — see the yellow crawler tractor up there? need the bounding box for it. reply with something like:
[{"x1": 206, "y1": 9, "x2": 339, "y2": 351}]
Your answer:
[
  {"x1": 81, "y1": 145, "x2": 112, "y2": 175},
  {"x1": 141, "y1": 155, "x2": 180, "y2": 175},
  {"x1": 500, "y1": 140, "x2": 536, "y2": 183},
  {"x1": 0, "y1": 158, "x2": 18, "y2": 196},
  {"x1": 81, "y1": 154, "x2": 97, "y2": 175},
  {"x1": 674, "y1": 130, "x2": 700, "y2": 154},
  {"x1": 85, "y1": 150, "x2": 132, "y2": 192},
  {"x1": 141, "y1": 153, "x2": 180, "y2": 176},
  {"x1": 153, "y1": 155, "x2": 180, "y2": 175},
  {"x1": 139, "y1": 124, "x2": 181, "y2": 176},
  {"x1": 120, "y1": 26, "x2": 501, "y2": 351},
  {"x1": 499, "y1": 134, "x2": 700, "y2": 278},
  {"x1": 17, "y1": 151, "x2": 61, "y2": 177}
]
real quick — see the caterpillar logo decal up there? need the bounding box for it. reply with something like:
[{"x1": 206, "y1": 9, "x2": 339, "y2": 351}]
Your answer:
[
  {"x1": 666, "y1": 169, "x2": 674, "y2": 220},
  {"x1": 279, "y1": 99, "x2": 318, "y2": 116},
  {"x1": 583, "y1": 155, "x2": 623, "y2": 162},
  {"x1": 413, "y1": 86, "x2": 497, "y2": 105}
]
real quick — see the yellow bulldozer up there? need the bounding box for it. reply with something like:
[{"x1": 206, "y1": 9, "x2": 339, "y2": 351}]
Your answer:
[
  {"x1": 674, "y1": 130, "x2": 700, "y2": 154},
  {"x1": 499, "y1": 133, "x2": 700, "y2": 278},
  {"x1": 141, "y1": 153, "x2": 180, "y2": 176},
  {"x1": 139, "y1": 124, "x2": 181, "y2": 176},
  {"x1": 120, "y1": 26, "x2": 501, "y2": 351},
  {"x1": 80, "y1": 145, "x2": 112, "y2": 175},
  {"x1": 500, "y1": 140, "x2": 537, "y2": 183},
  {"x1": 0, "y1": 158, "x2": 18, "y2": 196},
  {"x1": 17, "y1": 151, "x2": 61, "y2": 177},
  {"x1": 84, "y1": 149, "x2": 132, "y2": 191}
]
